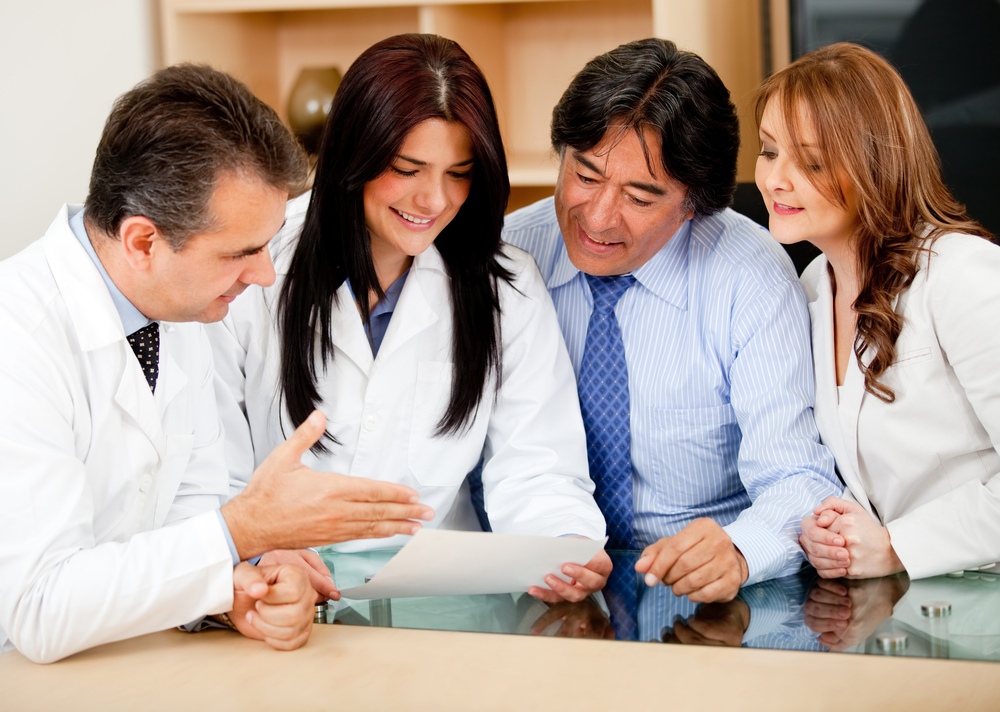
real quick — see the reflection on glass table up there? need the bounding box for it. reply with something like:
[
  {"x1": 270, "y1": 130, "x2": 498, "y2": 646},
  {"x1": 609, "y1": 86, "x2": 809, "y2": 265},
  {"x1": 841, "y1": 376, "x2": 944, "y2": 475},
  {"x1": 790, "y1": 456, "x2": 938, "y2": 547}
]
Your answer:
[{"x1": 317, "y1": 548, "x2": 1000, "y2": 661}]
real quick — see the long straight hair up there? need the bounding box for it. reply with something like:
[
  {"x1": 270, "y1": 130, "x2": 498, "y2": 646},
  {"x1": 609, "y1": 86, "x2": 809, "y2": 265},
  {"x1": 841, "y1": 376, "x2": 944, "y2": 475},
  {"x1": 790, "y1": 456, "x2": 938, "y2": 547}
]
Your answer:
[
  {"x1": 278, "y1": 34, "x2": 512, "y2": 451},
  {"x1": 755, "y1": 42, "x2": 992, "y2": 402}
]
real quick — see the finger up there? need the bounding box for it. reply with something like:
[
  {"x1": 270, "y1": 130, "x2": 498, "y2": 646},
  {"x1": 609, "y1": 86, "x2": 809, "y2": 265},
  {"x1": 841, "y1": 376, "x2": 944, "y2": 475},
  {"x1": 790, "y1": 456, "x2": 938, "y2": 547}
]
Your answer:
[
  {"x1": 817, "y1": 567, "x2": 849, "y2": 579},
  {"x1": 560, "y1": 563, "x2": 607, "y2": 595},
  {"x1": 801, "y1": 521, "x2": 845, "y2": 548},
  {"x1": 672, "y1": 619, "x2": 712, "y2": 646},
  {"x1": 232, "y1": 561, "x2": 270, "y2": 600},
  {"x1": 528, "y1": 585, "x2": 566, "y2": 604},
  {"x1": 255, "y1": 565, "x2": 310, "y2": 605},
  {"x1": 816, "y1": 510, "x2": 840, "y2": 528},
  {"x1": 637, "y1": 539, "x2": 685, "y2": 586},
  {"x1": 248, "y1": 608, "x2": 312, "y2": 643},
  {"x1": 345, "y1": 501, "x2": 436, "y2": 525},
  {"x1": 814, "y1": 579, "x2": 849, "y2": 596},
  {"x1": 661, "y1": 541, "x2": 717, "y2": 585},
  {"x1": 684, "y1": 575, "x2": 741, "y2": 604},
  {"x1": 804, "y1": 614, "x2": 848, "y2": 634},
  {"x1": 803, "y1": 600, "x2": 851, "y2": 620},
  {"x1": 268, "y1": 410, "x2": 327, "y2": 467},
  {"x1": 529, "y1": 606, "x2": 568, "y2": 635},
  {"x1": 337, "y1": 476, "x2": 422, "y2": 505},
  {"x1": 542, "y1": 574, "x2": 588, "y2": 603},
  {"x1": 807, "y1": 587, "x2": 850, "y2": 607},
  {"x1": 814, "y1": 497, "x2": 854, "y2": 517}
]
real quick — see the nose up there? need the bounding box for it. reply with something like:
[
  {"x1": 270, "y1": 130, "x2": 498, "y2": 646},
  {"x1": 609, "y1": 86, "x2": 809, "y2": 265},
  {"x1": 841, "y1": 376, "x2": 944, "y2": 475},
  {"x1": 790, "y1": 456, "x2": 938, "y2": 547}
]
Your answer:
[
  {"x1": 413, "y1": 175, "x2": 448, "y2": 215},
  {"x1": 241, "y1": 247, "x2": 276, "y2": 288},
  {"x1": 763, "y1": 154, "x2": 793, "y2": 194},
  {"x1": 582, "y1": 184, "x2": 621, "y2": 233}
]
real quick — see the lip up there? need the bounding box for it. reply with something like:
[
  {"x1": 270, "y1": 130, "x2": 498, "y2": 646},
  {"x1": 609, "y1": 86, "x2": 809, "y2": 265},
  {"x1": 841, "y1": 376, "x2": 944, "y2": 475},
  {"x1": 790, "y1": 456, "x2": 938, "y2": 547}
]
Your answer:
[
  {"x1": 218, "y1": 295, "x2": 237, "y2": 304},
  {"x1": 575, "y1": 223, "x2": 622, "y2": 255},
  {"x1": 392, "y1": 207, "x2": 437, "y2": 231},
  {"x1": 772, "y1": 201, "x2": 803, "y2": 216}
]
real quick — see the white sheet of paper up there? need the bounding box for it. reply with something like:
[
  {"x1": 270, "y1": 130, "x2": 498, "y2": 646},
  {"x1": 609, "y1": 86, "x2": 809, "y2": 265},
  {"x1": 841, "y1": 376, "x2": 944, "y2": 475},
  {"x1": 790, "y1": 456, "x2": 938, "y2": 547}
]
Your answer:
[{"x1": 338, "y1": 529, "x2": 608, "y2": 600}]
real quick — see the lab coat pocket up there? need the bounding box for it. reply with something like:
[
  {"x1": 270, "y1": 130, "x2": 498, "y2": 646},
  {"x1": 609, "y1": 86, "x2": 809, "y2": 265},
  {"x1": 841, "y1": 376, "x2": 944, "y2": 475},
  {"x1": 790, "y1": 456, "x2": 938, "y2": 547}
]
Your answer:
[
  {"x1": 407, "y1": 361, "x2": 483, "y2": 487},
  {"x1": 639, "y1": 403, "x2": 741, "y2": 509}
]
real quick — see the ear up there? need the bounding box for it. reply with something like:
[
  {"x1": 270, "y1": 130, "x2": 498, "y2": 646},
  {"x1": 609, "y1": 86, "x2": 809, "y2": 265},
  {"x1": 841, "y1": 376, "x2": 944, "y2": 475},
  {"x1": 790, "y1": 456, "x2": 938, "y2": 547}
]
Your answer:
[{"x1": 118, "y1": 216, "x2": 165, "y2": 272}]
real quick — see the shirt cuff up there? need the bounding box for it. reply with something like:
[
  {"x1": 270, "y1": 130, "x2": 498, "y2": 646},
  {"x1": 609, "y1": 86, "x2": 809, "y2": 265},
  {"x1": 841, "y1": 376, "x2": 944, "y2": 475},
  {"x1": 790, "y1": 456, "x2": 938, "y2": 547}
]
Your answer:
[
  {"x1": 214, "y1": 509, "x2": 240, "y2": 566},
  {"x1": 724, "y1": 519, "x2": 801, "y2": 586}
]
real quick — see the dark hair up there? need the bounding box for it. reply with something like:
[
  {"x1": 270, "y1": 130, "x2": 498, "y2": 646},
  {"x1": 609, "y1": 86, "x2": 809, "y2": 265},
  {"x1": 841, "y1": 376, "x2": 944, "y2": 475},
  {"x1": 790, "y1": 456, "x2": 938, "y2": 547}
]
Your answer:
[
  {"x1": 279, "y1": 34, "x2": 512, "y2": 450},
  {"x1": 755, "y1": 43, "x2": 992, "y2": 402},
  {"x1": 551, "y1": 38, "x2": 740, "y2": 216},
  {"x1": 85, "y1": 63, "x2": 307, "y2": 249}
]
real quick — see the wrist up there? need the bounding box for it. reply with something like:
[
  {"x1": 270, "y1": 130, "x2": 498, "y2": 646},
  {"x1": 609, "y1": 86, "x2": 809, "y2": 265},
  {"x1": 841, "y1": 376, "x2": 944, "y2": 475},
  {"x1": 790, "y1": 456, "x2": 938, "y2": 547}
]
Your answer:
[
  {"x1": 221, "y1": 499, "x2": 264, "y2": 561},
  {"x1": 734, "y1": 545, "x2": 749, "y2": 584}
]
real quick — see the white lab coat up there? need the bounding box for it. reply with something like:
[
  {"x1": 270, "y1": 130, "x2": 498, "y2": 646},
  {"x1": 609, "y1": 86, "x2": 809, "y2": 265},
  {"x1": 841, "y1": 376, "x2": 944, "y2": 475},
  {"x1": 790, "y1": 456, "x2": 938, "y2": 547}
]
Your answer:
[
  {"x1": 802, "y1": 232, "x2": 1000, "y2": 579},
  {"x1": 0, "y1": 206, "x2": 234, "y2": 663},
  {"x1": 210, "y1": 194, "x2": 605, "y2": 551}
]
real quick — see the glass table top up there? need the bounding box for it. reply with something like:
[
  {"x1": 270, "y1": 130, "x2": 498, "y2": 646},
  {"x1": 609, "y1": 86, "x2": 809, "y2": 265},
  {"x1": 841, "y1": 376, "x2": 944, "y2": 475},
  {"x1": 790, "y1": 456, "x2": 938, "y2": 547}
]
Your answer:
[{"x1": 316, "y1": 548, "x2": 1000, "y2": 662}]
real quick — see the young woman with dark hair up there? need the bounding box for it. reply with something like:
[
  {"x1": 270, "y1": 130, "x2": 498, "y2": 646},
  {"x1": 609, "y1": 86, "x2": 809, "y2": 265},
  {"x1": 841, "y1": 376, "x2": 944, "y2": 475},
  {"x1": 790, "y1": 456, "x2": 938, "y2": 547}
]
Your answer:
[
  {"x1": 210, "y1": 34, "x2": 609, "y2": 603},
  {"x1": 754, "y1": 42, "x2": 1000, "y2": 581}
]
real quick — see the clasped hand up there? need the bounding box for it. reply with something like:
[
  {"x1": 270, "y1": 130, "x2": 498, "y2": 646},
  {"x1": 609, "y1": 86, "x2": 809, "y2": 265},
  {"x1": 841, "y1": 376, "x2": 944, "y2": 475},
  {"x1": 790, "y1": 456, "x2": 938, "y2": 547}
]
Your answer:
[
  {"x1": 799, "y1": 497, "x2": 904, "y2": 579},
  {"x1": 223, "y1": 561, "x2": 316, "y2": 651}
]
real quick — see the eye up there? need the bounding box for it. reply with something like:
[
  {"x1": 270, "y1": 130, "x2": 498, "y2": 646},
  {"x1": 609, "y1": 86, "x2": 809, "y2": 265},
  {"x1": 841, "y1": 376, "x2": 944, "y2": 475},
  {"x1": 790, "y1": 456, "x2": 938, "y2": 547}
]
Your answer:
[
  {"x1": 807, "y1": 164, "x2": 823, "y2": 173},
  {"x1": 389, "y1": 166, "x2": 417, "y2": 177},
  {"x1": 448, "y1": 169, "x2": 472, "y2": 180},
  {"x1": 576, "y1": 173, "x2": 597, "y2": 185},
  {"x1": 627, "y1": 194, "x2": 653, "y2": 208},
  {"x1": 758, "y1": 150, "x2": 777, "y2": 160}
]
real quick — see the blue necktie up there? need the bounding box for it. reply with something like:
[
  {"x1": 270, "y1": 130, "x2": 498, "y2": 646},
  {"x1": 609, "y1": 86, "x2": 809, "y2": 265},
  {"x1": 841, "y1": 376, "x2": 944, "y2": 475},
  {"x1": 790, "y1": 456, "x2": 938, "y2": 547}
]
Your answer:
[
  {"x1": 578, "y1": 273, "x2": 636, "y2": 550},
  {"x1": 605, "y1": 550, "x2": 640, "y2": 641}
]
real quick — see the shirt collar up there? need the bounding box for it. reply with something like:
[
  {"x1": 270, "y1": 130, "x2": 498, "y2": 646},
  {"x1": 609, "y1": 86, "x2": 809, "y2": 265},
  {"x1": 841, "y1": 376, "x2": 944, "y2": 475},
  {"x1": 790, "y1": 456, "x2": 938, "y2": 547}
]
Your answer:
[
  {"x1": 68, "y1": 208, "x2": 152, "y2": 335},
  {"x1": 550, "y1": 217, "x2": 692, "y2": 310}
]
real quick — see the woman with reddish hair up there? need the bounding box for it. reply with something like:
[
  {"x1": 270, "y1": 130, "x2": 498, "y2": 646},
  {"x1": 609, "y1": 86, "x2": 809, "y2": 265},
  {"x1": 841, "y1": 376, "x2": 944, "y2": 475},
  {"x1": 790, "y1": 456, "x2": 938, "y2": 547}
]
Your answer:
[
  {"x1": 211, "y1": 34, "x2": 609, "y2": 602},
  {"x1": 754, "y1": 42, "x2": 1000, "y2": 581}
]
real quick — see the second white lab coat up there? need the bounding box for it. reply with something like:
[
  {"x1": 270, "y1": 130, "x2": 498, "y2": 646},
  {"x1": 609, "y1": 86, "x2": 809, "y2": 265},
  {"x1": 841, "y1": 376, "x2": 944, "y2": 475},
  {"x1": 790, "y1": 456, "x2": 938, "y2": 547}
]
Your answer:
[
  {"x1": 0, "y1": 206, "x2": 234, "y2": 663},
  {"x1": 802, "y1": 232, "x2": 1000, "y2": 579},
  {"x1": 210, "y1": 194, "x2": 605, "y2": 551}
]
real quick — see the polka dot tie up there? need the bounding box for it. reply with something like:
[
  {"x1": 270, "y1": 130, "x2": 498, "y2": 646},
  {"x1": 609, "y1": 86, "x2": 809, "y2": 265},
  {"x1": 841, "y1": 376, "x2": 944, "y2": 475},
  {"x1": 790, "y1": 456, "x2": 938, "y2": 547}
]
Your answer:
[
  {"x1": 578, "y1": 274, "x2": 637, "y2": 550},
  {"x1": 127, "y1": 323, "x2": 160, "y2": 394}
]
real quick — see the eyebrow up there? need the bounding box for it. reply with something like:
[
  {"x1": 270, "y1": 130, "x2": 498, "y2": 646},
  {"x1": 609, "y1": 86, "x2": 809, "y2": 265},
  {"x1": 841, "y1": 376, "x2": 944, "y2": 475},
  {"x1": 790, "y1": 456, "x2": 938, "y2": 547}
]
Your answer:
[
  {"x1": 574, "y1": 151, "x2": 667, "y2": 196},
  {"x1": 230, "y1": 220, "x2": 285, "y2": 257},
  {"x1": 759, "y1": 127, "x2": 818, "y2": 148},
  {"x1": 397, "y1": 154, "x2": 475, "y2": 168}
]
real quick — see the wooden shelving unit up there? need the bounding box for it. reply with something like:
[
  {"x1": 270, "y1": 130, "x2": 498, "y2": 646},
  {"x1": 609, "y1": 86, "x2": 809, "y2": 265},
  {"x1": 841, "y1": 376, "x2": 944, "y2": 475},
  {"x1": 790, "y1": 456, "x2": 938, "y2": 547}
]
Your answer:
[{"x1": 161, "y1": 0, "x2": 788, "y2": 210}]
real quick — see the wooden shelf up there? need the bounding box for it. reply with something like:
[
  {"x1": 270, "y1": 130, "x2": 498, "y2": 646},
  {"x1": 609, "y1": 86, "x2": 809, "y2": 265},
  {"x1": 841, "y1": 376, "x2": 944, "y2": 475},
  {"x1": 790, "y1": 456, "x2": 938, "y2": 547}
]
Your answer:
[{"x1": 161, "y1": 0, "x2": 782, "y2": 198}]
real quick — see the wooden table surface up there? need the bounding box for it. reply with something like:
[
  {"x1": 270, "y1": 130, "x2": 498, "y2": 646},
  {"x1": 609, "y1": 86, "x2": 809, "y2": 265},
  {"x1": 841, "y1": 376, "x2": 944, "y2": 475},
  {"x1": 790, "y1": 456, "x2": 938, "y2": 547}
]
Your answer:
[{"x1": 2, "y1": 624, "x2": 998, "y2": 711}]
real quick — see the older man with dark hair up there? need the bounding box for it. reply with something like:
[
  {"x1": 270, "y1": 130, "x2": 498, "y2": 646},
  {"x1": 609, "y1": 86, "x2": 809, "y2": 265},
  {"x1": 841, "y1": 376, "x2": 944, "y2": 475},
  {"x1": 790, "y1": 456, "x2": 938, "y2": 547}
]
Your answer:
[
  {"x1": 504, "y1": 39, "x2": 840, "y2": 607},
  {"x1": 0, "y1": 64, "x2": 433, "y2": 663}
]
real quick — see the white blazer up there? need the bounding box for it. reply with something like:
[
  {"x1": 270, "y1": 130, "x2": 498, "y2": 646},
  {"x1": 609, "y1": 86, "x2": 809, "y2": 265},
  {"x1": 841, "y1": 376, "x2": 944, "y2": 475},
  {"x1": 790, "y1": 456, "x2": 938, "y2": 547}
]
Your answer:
[
  {"x1": 210, "y1": 194, "x2": 606, "y2": 551},
  {"x1": 0, "y1": 206, "x2": 234, "y2": 663},
  {"x1": 802, "y1": 233, "x2": 1000, "y2": 579}
]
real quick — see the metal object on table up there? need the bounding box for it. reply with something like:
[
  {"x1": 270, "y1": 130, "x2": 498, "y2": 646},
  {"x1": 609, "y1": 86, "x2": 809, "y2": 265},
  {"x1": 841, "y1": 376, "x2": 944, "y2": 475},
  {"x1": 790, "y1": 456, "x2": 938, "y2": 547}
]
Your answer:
[
  {"x1": 365, "y1": 577, "x2": 393, "y2": 628},
  {"x1": 920, "y1": 601, "x2": 952, "y2": 617},
  {"x1": 876, "y1": 631, "x2": 908, "y2": 654},
  {"x1": 314, "y1": 602, "x2": 329, "y2": 624},
  {"x1": 921, "y1": 600, "x2": 952, "y2": 659}
]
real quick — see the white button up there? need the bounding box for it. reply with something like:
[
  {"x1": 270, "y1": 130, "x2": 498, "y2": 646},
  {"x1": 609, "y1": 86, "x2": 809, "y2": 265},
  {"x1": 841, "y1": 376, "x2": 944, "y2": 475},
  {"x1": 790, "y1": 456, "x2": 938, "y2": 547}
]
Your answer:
[
  {"x1": 363, "y1": 413, "x2": 381, "y2": 431},
  {"x1": 139, "y1": 474, "x2": 153, "y2": 492}
]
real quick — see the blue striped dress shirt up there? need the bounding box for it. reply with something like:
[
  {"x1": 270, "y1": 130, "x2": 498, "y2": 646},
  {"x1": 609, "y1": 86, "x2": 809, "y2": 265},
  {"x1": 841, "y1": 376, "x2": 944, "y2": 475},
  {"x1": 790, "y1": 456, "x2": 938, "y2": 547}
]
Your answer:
[{"x1": 503, "y1": 198, "x2": 841, "y2": 585}]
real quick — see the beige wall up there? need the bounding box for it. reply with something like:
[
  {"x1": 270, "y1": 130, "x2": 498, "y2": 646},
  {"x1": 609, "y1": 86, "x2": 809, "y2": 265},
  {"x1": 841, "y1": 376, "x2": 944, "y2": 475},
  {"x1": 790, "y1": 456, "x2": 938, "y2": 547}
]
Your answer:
[{"x1": 0, "y1": 0, "x2": 158, "y2": 260}]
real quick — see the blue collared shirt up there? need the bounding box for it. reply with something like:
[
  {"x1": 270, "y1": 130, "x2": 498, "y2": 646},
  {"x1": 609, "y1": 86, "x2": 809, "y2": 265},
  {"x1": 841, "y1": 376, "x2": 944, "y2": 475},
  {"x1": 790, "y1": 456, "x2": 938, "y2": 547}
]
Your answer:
[
  {"x1": 347, "y1": 269, "x2": 409, "y2": 356},
  {"x1": 68, "y1": 208, "x2": 242, "y2": 566},
  {"x1": 502, "y1": 198, "x2": 841, "y2": 585}
]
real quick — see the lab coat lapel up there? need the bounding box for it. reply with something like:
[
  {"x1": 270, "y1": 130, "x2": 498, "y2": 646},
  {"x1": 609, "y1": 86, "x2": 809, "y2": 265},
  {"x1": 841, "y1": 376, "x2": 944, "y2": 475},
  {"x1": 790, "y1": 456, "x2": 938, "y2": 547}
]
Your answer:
[
  {"x1": 808, "y1": 262, "x2": 875, "y2": 519},
  {"x1": 154, "y1": 324, "x2": 188, "y2": 414},
  {"x1": 330, "y1": 282, "x2": 376, "y2": 375},
  {"x1": 374, "y1": 252, "x2": 441, "y2": 368},
  {"x1": 43, "y1": 206, "x2": 166, "y2": 457}
]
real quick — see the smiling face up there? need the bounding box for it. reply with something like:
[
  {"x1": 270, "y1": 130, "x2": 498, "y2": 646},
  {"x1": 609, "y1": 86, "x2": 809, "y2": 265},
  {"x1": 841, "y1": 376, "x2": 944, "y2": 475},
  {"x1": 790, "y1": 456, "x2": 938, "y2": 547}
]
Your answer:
[
  {"x1": 755, "y1": 100, "x2": 859, "y2": 253},
  {"x1": 363, "y1": 118, "x2": 474, "y2": 281},
  {"x1": 554, "y1": 127, "x2": 693, "y2": 277},
  {"x1": 139, "y1": 171, "x2": 286, "y2": 323}
]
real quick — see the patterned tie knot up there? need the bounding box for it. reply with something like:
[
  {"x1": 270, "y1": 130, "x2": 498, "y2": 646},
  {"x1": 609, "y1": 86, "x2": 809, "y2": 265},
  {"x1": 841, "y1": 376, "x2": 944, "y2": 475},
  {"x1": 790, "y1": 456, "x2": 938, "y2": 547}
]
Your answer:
[{"x1": 585, "y1": 274, "x2": 636, "y2": 314}]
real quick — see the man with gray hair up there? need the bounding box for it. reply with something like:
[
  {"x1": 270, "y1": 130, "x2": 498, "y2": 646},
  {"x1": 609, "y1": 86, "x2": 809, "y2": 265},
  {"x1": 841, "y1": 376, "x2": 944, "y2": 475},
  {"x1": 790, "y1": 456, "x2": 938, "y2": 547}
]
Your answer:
[{"x1": 0, "y1": 64, "x2": 433, "y2": 663}]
